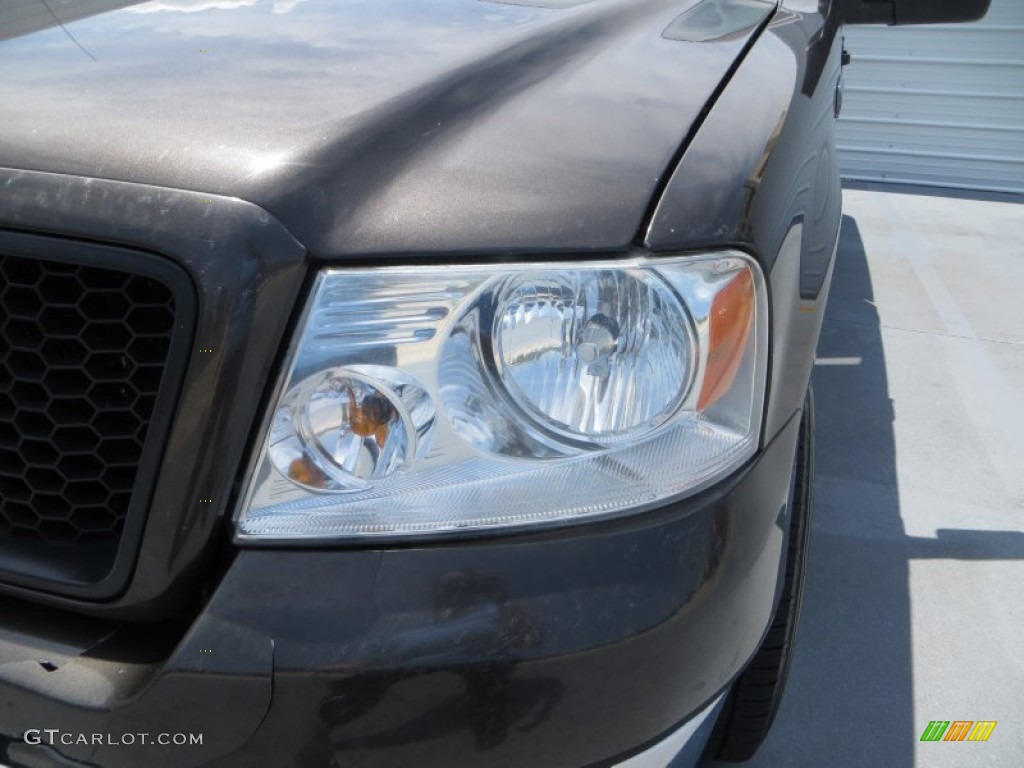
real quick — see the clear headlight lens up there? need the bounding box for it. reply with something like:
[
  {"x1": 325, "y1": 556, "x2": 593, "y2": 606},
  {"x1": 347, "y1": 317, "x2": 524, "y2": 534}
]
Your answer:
[
  {"x1": 266, "y1": 367, "x2": 433, "y2": 491},
  {"x1": 494, "y1": 270, "x2": 693, "y2": 437},
  {"x1": 235, "y1": 254, "x2": 766, "y2": 541}
]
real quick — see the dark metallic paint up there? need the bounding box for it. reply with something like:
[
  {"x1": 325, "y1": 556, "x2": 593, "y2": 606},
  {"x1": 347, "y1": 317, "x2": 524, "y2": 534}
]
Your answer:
[
  {"x1": 3, "y1": 412, "x2": 802, "y2": 767},
  {"x1": 0, "y1": 0, "x2": 834, "y2": 615},
  {"x1": 0, "y1": 170, "x2": 307, "y2": 615},
  {"x1": 0, "y1": 0, "x2": 850, "y2": 764},
  {"x1": 647, "y1": 0, "x2": 843, "y2": 442},
  {"x1": 0, "y1": 0, "x2": 775, "y2": 257}
]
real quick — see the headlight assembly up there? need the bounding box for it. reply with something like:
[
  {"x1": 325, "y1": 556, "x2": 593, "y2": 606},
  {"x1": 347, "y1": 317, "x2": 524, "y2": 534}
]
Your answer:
[{"x1": 234, "y1": 253, "x2": 766, "y2": 541}]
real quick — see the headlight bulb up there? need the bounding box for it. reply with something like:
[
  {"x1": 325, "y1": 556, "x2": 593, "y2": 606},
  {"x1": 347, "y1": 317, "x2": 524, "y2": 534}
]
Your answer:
[{"x1": 494, "y1": 270, "x2": 695, "y2": 438}]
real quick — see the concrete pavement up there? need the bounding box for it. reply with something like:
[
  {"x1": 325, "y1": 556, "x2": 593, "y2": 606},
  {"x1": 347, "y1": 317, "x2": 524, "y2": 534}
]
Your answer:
[{"x1": 707, "y1": 188, "x2": 1024, "y2": 768}]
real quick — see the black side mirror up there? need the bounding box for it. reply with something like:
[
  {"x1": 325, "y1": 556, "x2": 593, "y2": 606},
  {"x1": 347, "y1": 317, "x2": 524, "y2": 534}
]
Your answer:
[{"x1": 841, "y1": 0, "x2": 991, "y2": 26}]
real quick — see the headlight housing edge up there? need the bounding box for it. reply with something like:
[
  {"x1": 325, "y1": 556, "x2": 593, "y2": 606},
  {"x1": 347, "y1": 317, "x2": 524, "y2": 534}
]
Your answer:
[{"x1": 233, "y1": 251, "x2": 768, "y2": 543}]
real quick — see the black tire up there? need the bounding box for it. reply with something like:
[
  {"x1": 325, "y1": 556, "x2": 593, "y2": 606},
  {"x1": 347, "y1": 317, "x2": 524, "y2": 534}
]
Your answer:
[{"x1": 702, "y1": 387, "x2": 815, "y2": 763}]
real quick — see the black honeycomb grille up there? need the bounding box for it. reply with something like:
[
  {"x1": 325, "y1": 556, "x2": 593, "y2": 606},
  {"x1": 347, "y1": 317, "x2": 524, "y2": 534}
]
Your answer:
[{"x1": 0, "y1": 254, "x2": 175, "y2": 547}]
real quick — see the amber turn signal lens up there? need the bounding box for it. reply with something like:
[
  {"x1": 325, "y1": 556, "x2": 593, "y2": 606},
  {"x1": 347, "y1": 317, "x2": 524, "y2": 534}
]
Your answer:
[
  {"x1": 698, "y1": 268, "x2": 754, "y2": 410},
  {"x1": 287, "y1": 456, "x2": 330, "y2": 489},
  {"x1": 345, "y1": 385, "x2": 396, "y2": 448}
]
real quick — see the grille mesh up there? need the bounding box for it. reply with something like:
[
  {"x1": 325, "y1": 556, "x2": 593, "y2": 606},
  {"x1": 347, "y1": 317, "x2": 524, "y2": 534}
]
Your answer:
[{"x1": 0, "y1": 254, "x2": 175, "y2": 546}]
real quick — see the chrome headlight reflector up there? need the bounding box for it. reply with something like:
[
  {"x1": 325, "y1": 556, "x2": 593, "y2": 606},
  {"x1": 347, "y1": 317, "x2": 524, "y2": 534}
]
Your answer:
[
  {"x1": 494, "y1": 269, "x2": 695, "y2": 438},
  {"x1": 235, "y1": 253, "x2": 766, "y2": 541}
]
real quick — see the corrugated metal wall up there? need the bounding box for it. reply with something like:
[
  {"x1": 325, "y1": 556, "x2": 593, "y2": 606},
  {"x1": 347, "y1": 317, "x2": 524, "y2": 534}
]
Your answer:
[{"x1": 837, "y1": 0, "x2": 1024, "y2": 194}]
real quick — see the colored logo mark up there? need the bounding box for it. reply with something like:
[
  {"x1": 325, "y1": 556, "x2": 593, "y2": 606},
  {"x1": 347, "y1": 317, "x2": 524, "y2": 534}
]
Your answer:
[{"x1": 920, "y1": 721, "x2": 996, "y2": 742}]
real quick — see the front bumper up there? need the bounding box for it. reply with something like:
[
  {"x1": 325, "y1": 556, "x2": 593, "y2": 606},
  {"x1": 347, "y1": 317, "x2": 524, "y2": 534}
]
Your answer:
[{"x1": 1, "y1": 411, "x2": 801, "y2": 768}]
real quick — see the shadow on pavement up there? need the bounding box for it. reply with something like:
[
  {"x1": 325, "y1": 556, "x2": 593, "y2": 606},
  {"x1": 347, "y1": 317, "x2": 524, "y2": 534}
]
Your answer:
[{"x1": 705, "y1": 214, "x2": 1024, "y2": 768}]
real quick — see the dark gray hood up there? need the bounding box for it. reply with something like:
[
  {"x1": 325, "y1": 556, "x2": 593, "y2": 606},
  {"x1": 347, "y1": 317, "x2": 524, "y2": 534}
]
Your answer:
[{"x1": 0, "y1": 0, "x2": 774, "y2": 256}]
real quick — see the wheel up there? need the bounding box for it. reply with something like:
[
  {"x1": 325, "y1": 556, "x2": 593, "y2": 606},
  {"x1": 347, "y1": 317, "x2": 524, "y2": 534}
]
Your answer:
[{"x1": 702, "y1": 387, "x2": 815, "y2": 762}]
